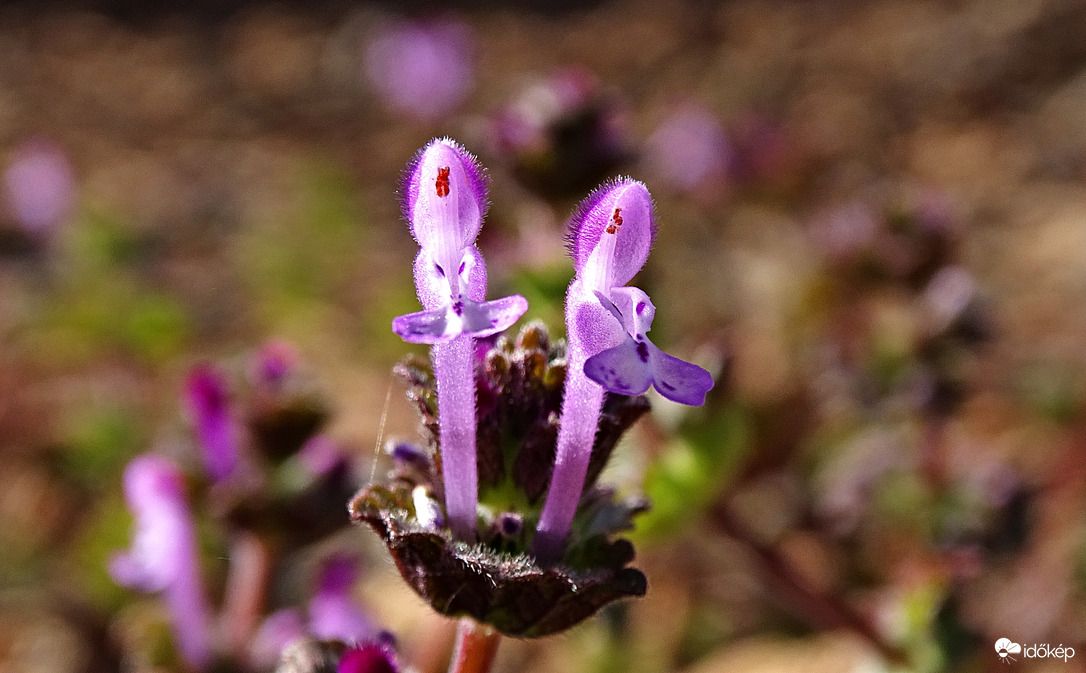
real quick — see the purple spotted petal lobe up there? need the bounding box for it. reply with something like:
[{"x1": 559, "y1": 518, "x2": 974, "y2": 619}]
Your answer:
[
  {"x1": 583, "y1": 339, "x2": 653, "y2": 397},
  {"x1": 647, "y1": 344, "x2": 715, "y2": 405}
]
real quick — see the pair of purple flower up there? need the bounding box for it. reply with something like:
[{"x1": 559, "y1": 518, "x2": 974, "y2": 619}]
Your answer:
[{"x1": 393, "y1": 138, "x2": 714, "y2": 560}]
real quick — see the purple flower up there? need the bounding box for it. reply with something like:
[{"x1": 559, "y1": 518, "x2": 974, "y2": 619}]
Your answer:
[
  {"x1": 299, "y1": 435, "x2": 346, "y2": 477},
  {"x1": 338, "y1": 642, "x2": 398, "y2": 673},
  {"x1": 253, "y1": 340, "x2": 297, "y2": 387},
  {"x1": 3, "y1": 138, "x2": 75, "y2": 235},
  {"x1": 110, "y1": 455, "x2": 213, "y2": 670},
  {"x1": 308, "y1": 555, "x2": 377, "y2": 645},
  {"x1": 393, "y1": 139, "x2": 526, "y2": 345},
  {"x1": 645, "y1": 104, "x2": 733, "y2": 195},
  {"x1": 184, "y1": 364, "x2": 241, "y2": 482},
  {"x1": 586, "y1": 286, "x2": 714, "y2": 405},
  {"x1": 392, "y1": 139, "x2": 528, "y2": 540},
  {"x1": 251, "y1": 555, "x2": 379, "y2": 668},
  {"x1": 490, "y1": 68, "x2": 599, "y2": 157},
  {"x1": 565, "y1": 179, "x2": 713, "y2": 403},
  {"x1": 534, "y1": 179, "x2": 712, "y2": 562},
  {"x1": 251, "y1": 609, "x2": 307, "y2": 670},
  {"x1": 388, "y1": 441, "x2": 429, "y2": 470},
  {"x1": 485, "y1": 67, "x2": 632, "y2": 197},
  {"x1": 364, "y1": 20, "x2": 473, "y2": 121}
]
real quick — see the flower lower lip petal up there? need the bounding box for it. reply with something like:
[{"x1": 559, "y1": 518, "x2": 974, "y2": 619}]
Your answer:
[
  {"x1": 647, "y1": 344, "x2": 715, "y2": 405},
  {"x1": 584, "y1": 339, "x2": 653, "y2": 396},
  {"x1": 461, "y1": 295, "x2": 529, "y2": 337},
  {"x1": 393, "y1": 294, "x2": 528, "y2": 344},
  {"x1": 392, "y1": 306, "x2": 459, "y2": 344}
]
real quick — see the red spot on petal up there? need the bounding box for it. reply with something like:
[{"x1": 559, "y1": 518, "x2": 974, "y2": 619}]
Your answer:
[
  {"x1": 605, "y1": 207, "x2": 623, "y2": 235},
  {"x1": 435, "y1": 166, "x2": 451, "y2": 197}
]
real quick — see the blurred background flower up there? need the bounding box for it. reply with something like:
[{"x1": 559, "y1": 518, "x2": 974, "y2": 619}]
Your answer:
[
  {"x1": 364, "y1": 19, "x2": 474, "y2": 122},
  {"x1": 643, "y1": 103, "x2": 733, "y2": 199}
]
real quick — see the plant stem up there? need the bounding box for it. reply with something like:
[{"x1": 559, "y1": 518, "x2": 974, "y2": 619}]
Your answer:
[
  {"x1": 448, "y1": 619, "x2": 501, "y2": 673},
  {"x1": 433, "y1": 334, "x2": 479, "y2": 541},
  {"x1": 221, "y1": 530, "x2": 274, "y2": 659},
  {"x1": 711, "y1": 504, "x2": 908, "y2": 665}
]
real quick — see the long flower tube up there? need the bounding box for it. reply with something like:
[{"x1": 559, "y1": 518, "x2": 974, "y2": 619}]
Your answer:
[
  {"x1": 533, "y1": 179, "x2": 713, "y2": 564},
  {"x1": 392, "y1": 138, "x2": 528, "y2": 540}
]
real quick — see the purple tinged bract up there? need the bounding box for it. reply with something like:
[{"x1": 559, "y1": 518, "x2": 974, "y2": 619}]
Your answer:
[
  {"x1": 185, "y1": 364, "x2": 240, "y2": 482},
  {"x1": 109, "y1": 455, "x2": 213, "y2": 670}
]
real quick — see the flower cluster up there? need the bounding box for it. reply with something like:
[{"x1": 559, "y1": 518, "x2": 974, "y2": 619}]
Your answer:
[
  {"x1": 486, "y1": 68, "x2": 631, "y2": 198},
  {"x1": 354, "y1": 138, "x2": 713, "y2": 636},
  {"x1": 111, "y1": 345, "x2": 398, "y2": 672}
]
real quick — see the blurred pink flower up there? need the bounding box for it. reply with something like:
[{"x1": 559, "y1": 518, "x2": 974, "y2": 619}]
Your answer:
[
  {"x1": 809, "y1": 201, "x2": 879, "y2": 263},
  {"x1": 251, "y1": 554, "x2": 381, "y2": 668},
  {"x1": 250, "y1": 609, "x2": 307, "y2": 670},
  {"x1": 185, "y1": 364, "x2": 241, "y2": 483},
  {"x1": 253, "y1": 339, "x2": 298, "y2": 387},
  {"x1": 730, "y1": 114, "x2": 793, "y2": 184},
  {"x1": 309, "y1": 555, "x2": 377, "y2": 644},
  {"x1": 110, "y1": 455, "x2": 212, "y2": 670},
  {"x1": 3, "y1": 139, "x2": 75, "y2": 235},
  {"x1": 645, "y1": 103, "x2": 734, "y2": 194},
  {"x1": 364, "y1": 20, "x2": 473, "y2": 121},
  {"x1": 338, "y1": 642, "x2": 398, "y2": 673},
  {"x1": 486, "y1": 68, "x2": 632, "y2": 196}
]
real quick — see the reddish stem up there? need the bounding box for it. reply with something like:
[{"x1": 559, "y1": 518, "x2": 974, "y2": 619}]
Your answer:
[
  {"x1": 448, "y1": 619, "x2": 501, "y2": 673},
  {"x1": 221, "y1": 530, "x2": 274, "y2": 658},
  {"x1": 711, "y1": 505, "x2": 908, "y2": 665}
]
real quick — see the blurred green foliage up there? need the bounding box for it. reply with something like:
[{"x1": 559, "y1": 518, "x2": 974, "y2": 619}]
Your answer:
[
  {"x1": 61, "y1": 406, "x2": 145, "y2": 491},
  {"x1": 633, "y1": 403, "x2": 751, "y2": 543}
]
